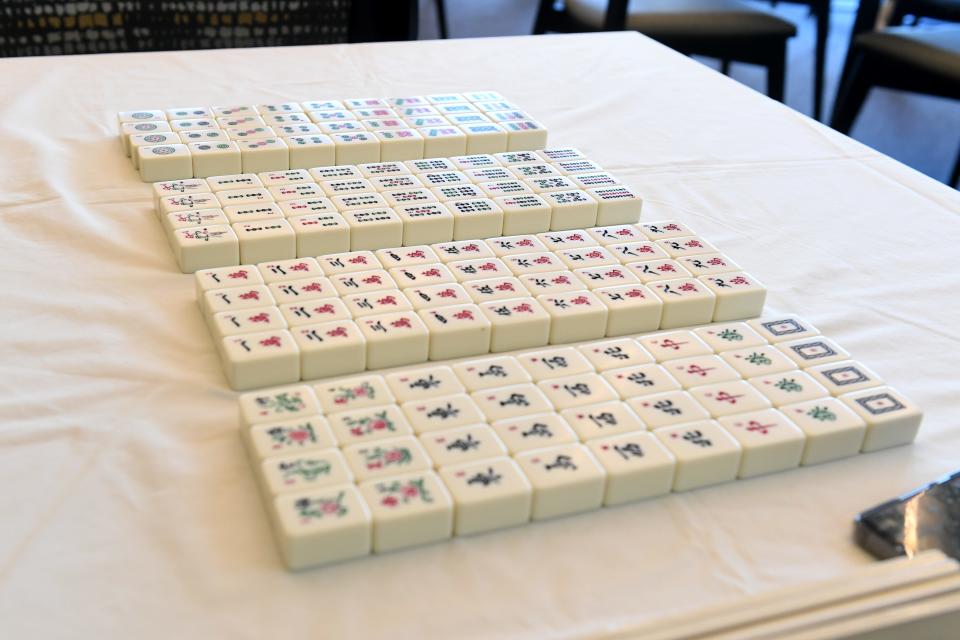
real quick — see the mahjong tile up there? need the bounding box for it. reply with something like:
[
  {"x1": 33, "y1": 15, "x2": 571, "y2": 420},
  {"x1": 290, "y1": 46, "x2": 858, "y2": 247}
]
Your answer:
[
  {"x1": 639, "y1": 331, "x2": 713, "y2": 362},
  {"x1": 223, "y1": 202, "x2": 284, "y2": 225},
  {"x1": 279, "y1": 299, "x2": 351, "y2": 327},
  {"x1": 300, "y1": 100, "x2": 344, "y2": 112},
  {"x1": 478, "y1": 179, "x2": 532, "y2": 199},
  {"x1": 357, "y1": 311, "x2": 430, "y2": 369},
  {"x1": 524, "y1": 176, "x2": 578, "y2": 194},
  {"x1": 211, "y1": 305, "x2": 287, "y2": 340},
  {"x1": 578, "y1": 339, "x2": 655, "y2": 371},
  {"x1": 257, "y1": 257, "x2": 323, "y2": 283},
  {"x1": 447, "y1": 198, "x2": 505, "y2": 240},
  {"x1": 573, "y1": 172, "x2": 622, "y2": 190},
  {"x1": 292, "y1": 320, "x2": 366, "y2": 379},
  {"x1": 269, "y1": 183, "x2": 325, "y2": 202},
  {"x1": 463, "y1": 277, "x2": 526, "y2": 303},
  {"x1": 518, "y1": 270, "x2": 586, "y2": 296},
  {"x1": 586, "y1": 225, "x2": 643, "y2": 246},
  {"x1": 331, "y1": 191, "x2": 389, "y2": 211},
  {"x1": 173, "y1": 117, "x2": 220, "y2": 132},
  {"x1": 401, "y1": 394, "x2": 486, "y2": 433},
  {"x1": 531, "y1": 147, "x2": 582, "y2": 163},
  {"x1": 431, "y1": 183, "x2": 485, "y2": 202},
  {"x1": 479, "y1": 298, "x2": 551, "y2": 352},
  {"x1": 344, "y1": 436, "x2": 432, "y2": 483},
  {"x1": 465, "y1": 166, "x2": 514, "y2": 183},
  {"x1": 721, "y1": 345, "x2": 797, "y2": 377},
  {"x1": 369, "y1": 174, "x2": 424, "y2": 192},
  {"x1": 233, "y1": 219, "x2": 296, "y2": 264},
  {"x1": 385, "y1": 366, "x2": 464, "y2": 403},
  {"x1": 654, "y1": 420, "x2": 741, "y2": 491},
  {"x1": 329, "y1": 269, "x2": 396, "y2": 296},
  {"x1": 388, "y1": 96, "x2": 427, "y2": 108},
  {"x1": 359, "y1": 470, "x2": 453, "y2": 553},
  {"x1": 625, "y1": 259, "x2": 692, "y2": 283},
  {"x1": 345, "y1": 97, "x2": 390, "y2": 110},
  {"x1": 665, "y1": 355, "x2": 741, "y2": 389},
  {"x1": 285, "y1": 135, "x2": 336, "y2": 168},
  {"x1": 393, "y1": 202, "x2": 455, "y2": 246},
  {"x1": 315, "y1": 374, "x2": 393, "y2": 413},
  {"x1": 309, "y1": 165, "x2": 363, "y2": 182},
  {"x1": 500, "y1": 251, "x2": 565, "y2": 276},
  {"x1": 239, "y1": 384, "x2": 319, "y2": 426},
  {"x1": 694, "y1": 322, "x2": 768, "y2": 352},
  {"x1": 588, "y1": 432, "x2": 676, "y2": 505},
  {"x1": 131, "y1": 132, "x2": 188, "y2": 168},
  {"x1": 638, "y1": 220, "x2": 695, "y2": 239},
  {"x1": 432, "y1": 239, "x2": 495, "y2": 262},
  {"x1": 556, "y1": 246, "x2": 618, "y2": 270},
  {"x1": 404, "y1": 282, "x2": 472, "y2": 310},
  {"x1": 257, "y1": 102, "x2": 304, "y2": 114},
  {"x1": 375, "y1": 245, "x2": 441, "y2": 268},
  {"x1": 602, "y1": 363, "x2": 681, "y2": 399},
  {"x1": 717, "y1": 409, "x2": 805, "y2": 478},
  {"x1": 748, "y1": 315, "x2": 821, "y2": 343},
  {"x1": 258, "y1": 169, "x2": 312, "y2": 186},
  {"x1": 451, "y1": 154, "x2": 502, "y2": 170},
  {"x1": 287, "y1": 212, "x2": 351, "y2": 257},
  {"x1": 352, "y1": 108, "x2": 397, "y2": 120},
  {"x1": 343, "y1": 289, "x2": 412, "y2": 318},
  {"x1": 537, "y1": 229, "x2": 600, "y2": 251},
  {"x1": 491, "y1": 415, "x2": 573, "y2": 454},
  {"x1": 749, "y1": 370, "x2": 829, "y2": 406},
  {"x1": 688, "y1": 380, "x2": 772, "y2": 417},
  {"x1": 418, "y1": 304, "x2": 492, "y2": 360},
  {"x1": 221, "y1": 329, "x2": 300, "y2": 390},
  {"x1": 419, "y1": 425, "x2": 507, "y2": 469},
  {"x1": 515, "y1": 444, "x2": 605, "y2": 520},
  {"x1": 485, "y1": 234, "x2": 548, "y2": 256},
  {"x1": 195, "y1": 265, "x2": 263, "y2": 299},
  {"x1": 268, "y1": 277, "x2": 336, "y2": 305},
  {"x1": 260, "y1": 448, "x2": 353, "y2": 495},
  {"x1": 320, "y1": 121, "x2": 367, "y2": 135},
  {"x1": 628, "y1": 390, "x2": 710, "y2": 428},
  {"x1": 247, "y1": 415, "x2": 336, "y2": 460},
  {"x1": 419, "y1": 170, "x2": 471, "y2": 188},
  {"x1": 309, "y1": 110, "x2": 355, "y2": 123},
  {"x1": 648, "y1": 278, "x2": 717, "y2": 328},
  {"x1": 608, "y1": 241, "x2": 669, "y2": 263},
  {"x1": 550, "y1": 158, "x2": 603, "y2": 175},
  {"x1": 778, "y1": 336, "x2": 851, "y2": 368},
  {"x1": 510, "y1": 162, "x2": 560, "y2": 179},
  {"x1": 448, "y1": 257, "x2": 512, "y2": 281},
  {"x1": 493, "y1": 194, "x2": 553, "y2": 235},
  {"x1": 561, "y1": 401, "x2": 646, "y2": 441},
  {"x1": 781, "y1": 398, "x2": 866, "y2": 464},
  {"x1": 123, "y1": 121, "x2": 173, "y2": 155},
  {"x1": 518, "y1": 347, "x2": 594, "y2": 381},
  {"x1": 454, "y1": 356, "x2": 531, "y2": 391},
  {"x1": 271, "y1": 483, "x2": 371, "y2": 569},
  {"x1": 439, "y1": 458, "x2": 532, "y2": 535},
  {"x1": 470, "y1": 384, "x2": 554, "y2": 421},
  {"x1": 841, "y1": 387, "x2": 922, "y2": 452},
  {"x1": 420, "y1": 126, "x2": 467, "y2": 157},
  {"x1": 807, "y1": 360, "x2": 884, "y2": 396},
  {"x1": 205, "y1": 284, "x2": 275, "y2": 316},
  {"x1": 216, "y1": 115, "x2": 264, "y2": 129},
  {"x1": 278, "y1": 195, "x2": 337, "y2": 217},
  {"x1": 698, "y1": 272, "x2": 767, "y2": 321},
  {"x1": 655, "y1": 236, "x2": 717, "y2": 258},
  {"x1": 574, "y1": 265, "x2": 641, "y2": 290},
  {"x1": 537, "y1": 373, "x2": 618, "y2": 410},
  {"x1": 328, "y1": 405, "x2": 413, "y2": 446},
  {"x1": 381, "y1": 187, "x2": 437, "y2": 208},
  {"x1": 538, "y1": 291, "x2": 608, "y2": 344},
  {"x1": 153, "y1": 178, "x2": 210, "y2": 204},
  {"x1": 159, "y1": 192, "x2": 221, "y2": 215},
  {"x1": 543, "y1": 190, "x2": 598, "y2": 231},
  {"x1": 678, "y1": 253, "x2": 742, "y2": 277},
  {"x1": 331, "y1": 132, "x2": 379, "y2": 165},
  {"x1": 594, "y1": 284, "x2": 664, "y2": 335},
  {"x1": 389, "y1": 263, "x2": 456, "y2": 289}
]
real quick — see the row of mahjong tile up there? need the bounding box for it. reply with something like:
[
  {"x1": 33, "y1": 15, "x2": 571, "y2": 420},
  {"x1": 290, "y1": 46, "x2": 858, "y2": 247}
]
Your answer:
[
  {"x1": 119, "y1": 92, "x2": 545, "y2": 182},
  {"x1": 154, "y1": 150, "x2": 638, "y2": 273},
  {"x1": 237, "y1": 319, "x2": 922, "y2": 569},
  {"x1": 195, "y1": 228, "x2": 764, "y2": 389}
]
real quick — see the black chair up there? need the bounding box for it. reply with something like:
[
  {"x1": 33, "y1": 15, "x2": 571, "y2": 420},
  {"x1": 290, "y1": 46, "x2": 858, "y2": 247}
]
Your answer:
[
  {"x1": 534, "y1": 0, "x2": 797, "y2": 101},
  {"x1": 767, "y1": 0, "x2": 831, "y2": 119},
  {"x1": 830, "y1": 0, "x2": 960, "y2": 187},
  {"x1": 891, "y1": 0, "x2": 960, "y2": 25}
]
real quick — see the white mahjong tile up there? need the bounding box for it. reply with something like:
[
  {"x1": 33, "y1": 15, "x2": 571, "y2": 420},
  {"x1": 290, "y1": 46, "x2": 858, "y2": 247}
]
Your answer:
[
  {"x1": 343, "y1": 289, "x2": 412, "y2": 318},
  {"x1": 465, "y1": 166, "x2": 513, "y2": 183},
  {"x1": 432, "y1": 239, "x2": 495, "y2": 262},
  {"x1": 287, "y1": 135, "x2": 337, "y2": 169},
  {"x1": 491, "y1": 414, "x2": 574, "y2": 454},
  {"x1": 448, "y1": 257, "x2": 512, "y2": 281},
  {"x1": 578, "y1": 339, "x2": 655, "y2": 371},
  {"x1": 748, "y1": 315, "x2": 821, "y2": 343},
  {"x1": 574, "y1": 265, "x2": 641, "y2": 290},
  {"x1": 588, "y1": 185, "x2": 643, "y2": 226},
  {"x1": 309, "y1": 165, "x2": 363, "y2": 182},
  {"x1": 431, "y1": 183, "x2": 485, "y2": 202},
  {"x1": 654, "y1": 420, "x2": 741, "y2": 491},
  {"x1": 479, "y1": 298, "x2": 551, "y2": 352},
  {"x1": 594, "y1": 284, "x2": 664, "y2": 336},
  {"x1": 345, "y1": 97, "x2": 390, "y2": 109},
  {"x1": 279, "y1": 298, "x2": 351, "y2": 327},
  {"x1": 331, "y1": 190, "x2": 387, "y2": 209},
  {"x1": 721, "y1": 345, "x2": 797, "y2": 377},
  {"x1": 328, "y1": 404, "x2": 413, "y2": 446},
  {"x1": 329, "y1": 269, "x2": 396, "y2": 296},
  {"x1": 418, "y1": 304, "x2": 492, "y2": 360},
  {"x1": 259, "y1": 168, "x2": 313, "y2": 186},
  {"x1": 694, "y1": 322, "x2": 768, "y2": 352},
  {"x1": 221, "y1": 329, "x2": 300, "y2": 390},
  {"x1": 381, "y1": 187, "x2": 437, "y2": 208},
  {"x1": 131, "y1": 132, "x2": 187, "y2": 169},
  {"x1": 648, "y1": 278, "x2": 717, "y2": 328},
  {"x1": 239, "y1": 137, "x2": 290, "y2": 173},
  {"x1": 602, "y1": 363, "x2": 681, "y2": 399},
  {"x1": 211, "y1": 305, "x2": 287, "y2": 340},
  {"x1": 509, "y1": 162, "x2": 560, "y2": 179},
  {"x1": 717, "y1": 409, "x2": 805, "y2": 478},
  {"x1": 159, "y1": 192, "x2": 221, "y2": 216},
  {"x1": 544, "y1": 190, "x2": 599, "y2": 231},
  {"x1": 343, "y1": 207, "x2": 403, "y2": 251},
  {"x1": 385, "y1": 366, "x2": 464, "y2": 402},
  {"x1": 447, "y1": 198, "x2": 505, "y2": 240},
  {"x1": 500, "y1": 251, "x2": 565, "y2": 276},
  {"x1": 490, "y1": 150, "x2": 536, "y2": 165},
  {"x1": 451, "y1": 153, "x2": 502, "y2": 170},
  {"x1": 639, "y1": 331, "x2": 712, "y2": 362},
  {"x1": 152, "y1": 178, "x2": 210, "y2": 204},
  {"x1": 665, "y1": 355, "x2": 741, "y2": 389},
  {"x1": 205, "y1": 284, "x2": 275, "y2": 316},
  {"x1": 588, "y1": 432, "x2": 676, "y2": 505},
  {"x1": 375, "y1": 129, "x2": 426, "y2": 160},
  {"x1": 344, "y1": 436, "x2": 432, "y2": 483},
  {"x1": 807, "y1": 360, "x2": 884, "y2": 396},
  {"x1": 518, "y1": 270, "x2": 586, "y2": 297},
  {"x1": 257, "y1": 102, "x2": 304, "y2": 114},
  {"x1": 532, "y1": 147, "x2": 583, "y2": 163},
  {"x1": 308, "y1": 109, "x2": 355, "y2": 123},
  {"x1": 216, "y1": 115, "x2": 264, "y2": 129},
  {"x1": 518, "y1": 347, "x2": 594, "y2": 381},
  {"x1": 419, "y1": 425, "x2": 507, "y2": 469},
  {"x1": 689, "y1": 380, "x2": 772, "y2": 418},
  {"x1": 678, "y1": 253, "x2": 741, "y2": 277},
  {"x1": 524, "y1": 176, "x2": 578, "y2": 194},
  {"x1": 401, "y1": 158, "x2": 451, "y2": 175},
  {"x1": 537, "y1": 230, "x2": 600, "y2": 252},
  {"x1": 515, "y1": 444, "x2": 605, "y2": 520},
  {"x1": 781, "y1": 397, "x2": 866, "y2": 464},
  {"x1": 537, "y1": 373, "x2": 618, "y2": 410},
  {"x1": 537, "y1": 291, "x2": 608, "y2": 344},
  {"x1": 239, "y1": 384, "x2": 319, "y2": 426},
  {"x1": 401, "y1": 393, "x2": 486, "y2": 433},
  {"x1": 654, "y1": 236, "x2": 717, "y2": 258},
  {"x1": 404, "y1": 282, "x2": 473, "y2": 310},
  {"x1": 478, "y1": 179, "x2": 532, "y2": 199},
  {"x1": 778, "y1": 336, "x2": 851, "y2": 368},
  {"x1": 233, "y1": 219, "x2": 296, "y2": 264},
  {"x1": 388, "y1": 96, "x2": 427, "y2": 108},
  {"x1": 359, "y1": 471, "x2": 453, "y2": 553},
  {"x1": 256, "y1": 257, "x2": 322, "y2": 283},
  {"x1": 470, "y1": 384, "x2": 554, "y2": 421},
  {"x1": 369, "y1": 174, "x2": 423, "y2": 192},
  {"x1": 271, "y1": 484, "x2": 371, "y2": 569},
  {"x1": 419, "y1": 170, "x2": 471, "y2": 188},
  {"x1": 317, "y1": 250, "x2": 381, "y2": 275},
  {"x1": 222, "y1": 202, "x2": 284, "y2": 225},
  {"x1": 393, "y1": 202, "x2": 455, "y2": 246},
  {"x1": 698, "y1": 272, "x2": 767, "y2": 322},
  {"x1": 841, "y1": 386, "x2": 922, "y2": 452},
  {"x1": 636, "y1": 220, "x2": 693, "y2": 240},
  {"x1": 628, "y1": 390, "x2": 710, "y2": 428},
  {"x1": 454, "y1": 356, "x2": 531, "y2": 392},
  {"x1": 573, "y1": 172, "x2": 622, "y2": 190},
  {"x1": 586, "y1": 225, "x2": 643, "y2": 246},
  {"x1": 247, "y1": 415, "x2": 336, "y2": 460},
  {"x1": 439, "y1": 458, "x2": 532, "y2": 535},
  {"x1": 749, "y1": 370, "x2": 829, "y2": 406},
  {"x1": 375, "y1": 245, "x2": 441, "y2": 268},
  {"x1": 315, "y1": 374, "x2": 393, "y2": 413},
  {"x1": 485, "y1": 234, "x2": 548, "y2": 256},
  {"x1": 172, "y1": 117, "x2": 220, "y2": 132},
  {"x1": 625, "y1": 259, "x2": 693, "y2": 283},
  {"x1": 561, "y1": 401, "x2": 646, "y2": 441},
  {"x1": 268, "y1": 277, "x2": 336, "y2": 305},
  {"x1": 608, "y1": 241, "x2": 669, "y2": 263},
  {"x1": 322, "y1": 120, "x2": 372, "y2": 134},
  {"x1": 464, "y1": 276, "x2": 526, "y2": 303},
  {"x1": 420, "y1": 126, "x2": 467, "y2": 157},
  {"x1": 278, "y1": 195, "x2": 337, "y2": 217},
  {"x1": 287, "y1": 212, "x2": 351, "y2": 257},
  {"x1": 388, "y1": 263, "x2": 456, "y2": 289},
  {"x1": 195, "y1": 265, "x2": 263, "y2": 299},
  {"x1": 357, "y1": 311, "x2": 430, "y2": 369},
  {"x1": 261, "y1": 448, "x2": 353, "y2": 495},
  {"x1": 269, "y1": 183, "x2": 325, "y2": 202},
  {"x1": 292, "y1": 320, "x2": 366, "y2": 379},
  {"x1": 556, "y1": 246, "x2": 618, "y2": 270},
  {"x1": 300, "y1": 100, "x2": 345, "y2": 112},
  {"x1": 331, "y1": 132, "x2": 379, "y2": 165},
  {"x1": 494, "y1": 194, "x2": 553, "y2": 235}
]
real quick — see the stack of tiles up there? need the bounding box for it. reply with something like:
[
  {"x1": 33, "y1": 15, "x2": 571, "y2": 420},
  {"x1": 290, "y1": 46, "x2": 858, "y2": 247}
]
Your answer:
[
  {"x1": 155, "y1": 149, "x2": 643, "y2": 273},
  {"x1": 118, "y1": 91, "x2": 548, "y2": 182},
  {"x1": 195, "y1": 221, "x2": 767, "y2": 390},
  {"x1": 239, "y1": 314, "x2": 923, "y2": 569}
]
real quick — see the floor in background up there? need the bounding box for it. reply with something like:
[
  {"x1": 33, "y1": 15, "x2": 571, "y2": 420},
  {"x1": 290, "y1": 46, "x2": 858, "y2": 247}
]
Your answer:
[{"x1": 418, "y1": 0, "x2": 960, "y2": 187}]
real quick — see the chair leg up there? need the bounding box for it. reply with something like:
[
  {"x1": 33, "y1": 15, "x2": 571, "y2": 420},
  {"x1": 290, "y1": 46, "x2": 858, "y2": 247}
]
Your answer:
[
  {"x1": 720, "y1": 59, "x2": 731, "y2": 75},
  {"x1": 830, "y1": 51, "x2": 871, "y2": 134},
  {"x1": 767, "y1": 41, "x2": 787, "y2": 102},
  {"x1": 950, "y1": 146, "x2": 960, "y2": 188},
  {"x1": 435, "y1": 0, "x2": 449, "y2": 39},
  {"x1": 812, "y1": 2, "x2": 829, "y2": 120},
  {"x1": 533, "y1": 0, "x2": 553, "y2": 34}
]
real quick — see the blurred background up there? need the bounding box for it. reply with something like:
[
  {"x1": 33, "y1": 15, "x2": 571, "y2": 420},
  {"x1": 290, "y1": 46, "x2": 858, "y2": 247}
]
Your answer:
[{"x1": 1, "y1": 0, "x2": 957, "y2": 187}]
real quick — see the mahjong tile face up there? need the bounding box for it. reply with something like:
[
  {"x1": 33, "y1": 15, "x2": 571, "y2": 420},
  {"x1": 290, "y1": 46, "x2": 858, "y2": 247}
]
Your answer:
[
  {"x1": 678, "y1": 253, "x2": 741, "y2": 277},
  {"x1": 375, "y1": 245, "x2": 441, "y2": 268},
  {"x1": 272, "y1": 484, "x2": 371, "y2": 568},
  {"x1": 247, "y1": 415, "x2": 336, "y2": 459},
  {"x1": 518, "y1": 271, "x2": 585, "y2": 296},
  {"x1": 716, "y1": 409, "x2": 805, "y2": 478},
  {"x1": 269, "y1": 183, "x2": 325, "y2": 202},
  {"x1": 419, "y1": 170, "x2": 470, "y2": 188},
  {"x1": 806, "y1": 360, "x2": 884, "y2": 396},
  {"x1": 431, "y1": 183, "x2": 484, "y2": 201},
  {"x1": 556, "y1": 246, "x2": 619, "y2": 269},
  {"x1": 195, "y1": 265, "x2": 263, "y2": 296},
  {"x1": 401, "y1": 393, "x2": 486, "y2": 433},
  {"x1": 447, "y1": 257, "x2": 512, "y2": 281},
  {"x1": 602, "y1": 364, "x2": 681, "y2": 398},
  {"x1": 561, "y1": 401, "x2": 646, "y2": 441},
  {"x1": 463, "y1": 277, "x2": 526, "y2": 303},
  {"x1": 491, "y1": 413, "x2": 577, "y2": 454},
  {"x1": 385, "y1": 366, "x2": 465, "y2": 403},
  {"x1": 578, "y1": 339, "x2": 654, "y2": 371},
  {"x1": 748, "y1": 370, "x2": 829, "y2": 407},
  {"x1": 485, "y1": 234, "x2": 547, "y2": 256},
  {"x1": 406, "y1": 157, "x2": 456, "y2": 174},
  {"x1": 573, "y1": 172, "x2": 621, "y2": 190},
  {"x1": 418, "y1": 425, "x2": 507, "y2": 469},
  {"x1": 432, "y1": 239, "x2": 495, "y2": 263},
  {"x1": 328, "y1": 405, "x2": 413, "y2": 446},
  {"x1": 279, "y1": 299, "x2": 351, "y2": 327},
  {"x1": 523, "y1": 176, "x2": 575, "y2": 193},
  {"x1": 257, "y1": 257, "x2": 323, "y2": 283},
  {"x1": 638, "y1": 220, "x2": 695, "y2": 239},
  {"x1": 628, "y1": 390, "x2": 710, "y2": 428},
  {"x1": 588, "y1": 432, "x2": 676, "y2": 505},
  {"x1": 574, "y1": 265, "x2": 641, "y2": 289},
  {"x1": 694, "y1": 322, "x2": 768, "y2": 352},
  {"x1": 748, "y1": 315, "x2": 820, "y2": 343},
  {"x1": 359, "y1": 470, "x2": 452, "y2": 553},
  {"x1": 625, "y1": 259, "x2": 692, "y2": 283},
  {"x1": 239, "y1": 384, "x2": 319, "y2": 426},
  {"x1": 404, "y1": 283, "x2": 472, "y2": 310},
  {"x1": 439, "y1": 457, "x2": 532, "y2": 536},
  {"x1": 465, "y1": 166, "x2": 514, "y2": 182},
  {"x1": 778, "y1": 337, "x2": 850, "y2": 368},
  {"x1": 841, "y1": 386, "x2": 922, "y2": 452},
  {"x1": 317, "y1": 250, "x2": 381, "y2": 275},
  {"x1": 205, "y1": 284, "x2": 275, "y2": 315},
  {"x1": 639, "y1": 331, "x2": 713, "y2": 362},
  {"x1": 343, "y1": 436, "x2": 432, "y2": 482},
  {"x1": 781, "y1": 397, "x2": 866, "y2": 464},
  {"x1": 552, "y1": 159, "x2": 603, "y2": 175},
  {"x1": 343, "y1": 289, "x2": 412, "y2": 317},
  {"x1": 260, "y1": 448, "x2": 353, "y2": 495},
  {"x1": 267, "y1": 277, "x2": 336, "y2": 305},
  {"x1": 518, "y1": 347, "x2": 594, "y2": 381},
  {"x1": 608, "y1": 241, "x2": 669, "y2": 263},
  {"x1": 279, "y1": 196, "x2": 337, "y2": 217},
  {"x1": 647, "y1": 278, "x2": 717, "y2": 328},
  {"x1": 665, "y1": 355, "x2": 741, "y2": 389},
  {"x1": 721, "y1": 345, "x2": 797, "y2": 377},
  {"x1": 587, "y1": 225, "x2": 645, "y2": 245},
  {"x1": 470, "y1": 384, "x2": 554, "y2": 421},
  {"x1": 330, "y1": 269, "x2": 396, "y2": 296},
  {"x1": 514, "y1": 444, "x2": 605, "y2": 520},
  {"x1": 537, "y1": 373, "x2": 618, "y2": 410},
  {"x1": 258, "y1": 168, "x2": 312, "y2": 186},
  {"x1": 314, "y1": 375, "x2": 393, "y2": 414},
  {"x1": 537, "y1": 229, "x2": 599, "y2": 251},
  {"x1": 453, "y1": 356, "x2": 531, "y2": 391},
  {"x1": 502, "y1": 251, "x2": 565, "y2": 275},
  {"x1": 211, "y1": 306, "x2": 287, "y2": 340},
  {"x1": 654, "y1": 420, "x2": 742, "y2": 491},
  {"x1": 688, "y1": 380, "x2": 772, "y2": 417},
  {"x1": 310, "y1": 165, "x2": 363, "y2": 181},
  {"x1": 451, "y1": 154, "x2": 502, "y2": 170},
  {"x1": 389, "y1": 263, "x2": 456, "y2": 289}
]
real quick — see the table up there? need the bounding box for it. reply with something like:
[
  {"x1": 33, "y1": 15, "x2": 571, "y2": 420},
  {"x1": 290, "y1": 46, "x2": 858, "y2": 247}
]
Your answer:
[{"x1": 1, "y1": 31, "x2": 958, "y2": 639}]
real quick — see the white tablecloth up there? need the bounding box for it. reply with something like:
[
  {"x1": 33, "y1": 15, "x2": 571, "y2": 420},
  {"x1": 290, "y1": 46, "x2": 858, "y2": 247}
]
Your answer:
[{"x1": 1, "y1": 32, "x2": 958, "y2": 639}]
